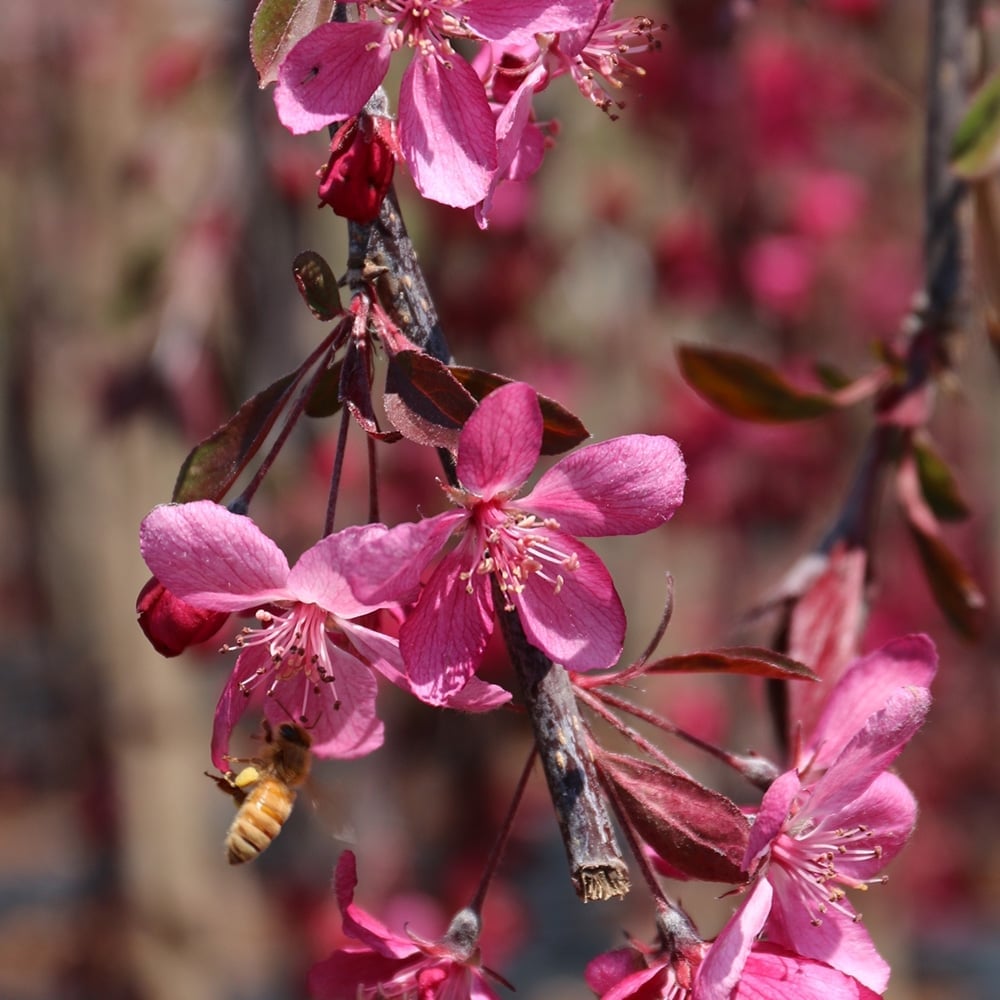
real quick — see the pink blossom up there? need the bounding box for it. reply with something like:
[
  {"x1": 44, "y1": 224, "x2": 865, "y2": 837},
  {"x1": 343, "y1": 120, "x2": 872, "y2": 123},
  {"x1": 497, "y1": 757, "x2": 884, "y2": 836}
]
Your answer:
[
  {"x1": 728, "y1": 635, "x2": 937, "y2": 994},
  {"x1": 585, "y1": 899, "x2": 879, "y2": 1000},
  {"x1": 308, "y1": 850, "x2": 504, "y2": 1000},
  {"x1": 273, "y1": 1, "x2": 594, "y2": 207},
  {"x1": 139, "y1": 501, "x2": 508, "y2": 768},
  {"x1": 355, "y1": 382, "x2": 685, "y2": 704}
]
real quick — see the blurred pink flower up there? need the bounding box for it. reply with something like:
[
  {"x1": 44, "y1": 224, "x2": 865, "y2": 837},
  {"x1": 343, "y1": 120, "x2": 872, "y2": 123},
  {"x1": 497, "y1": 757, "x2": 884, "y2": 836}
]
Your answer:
[
  {"x1": 732, "y1": 635, "x2": 937, "y2": 993},
  {"x1": 742, "y1": 234, "x2": 816, "y2": 320},
  {"x1": 274, "y1": 1, "x2": 593, "y2": 207},
  {"x1": 309, "y1": 850, "x2": 503, "y2": 1000},
  {"x1": 356, "y1": 382, "x2": 686, "y2": 704},
  {"x1": 139, "y1": 501, "x2": 508, "y2": 768}
]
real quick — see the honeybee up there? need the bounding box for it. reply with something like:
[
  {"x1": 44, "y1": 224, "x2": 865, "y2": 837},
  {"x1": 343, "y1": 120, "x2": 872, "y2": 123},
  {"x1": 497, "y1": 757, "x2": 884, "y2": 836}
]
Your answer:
[{"x1": 208, "y1": 720, "x2": 313, "y2": 865}]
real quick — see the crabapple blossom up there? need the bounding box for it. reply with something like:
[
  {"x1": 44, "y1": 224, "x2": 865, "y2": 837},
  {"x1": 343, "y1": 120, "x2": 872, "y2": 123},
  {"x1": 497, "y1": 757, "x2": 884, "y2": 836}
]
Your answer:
[
  {"x1": 274, "y1": 1, "x2": 594, "y2": 207},
  {"x1": 586, "y1": 897, "x2": 879, "y2": 1000},
  {"x1": 730, "y1": 635, "x2": 937, "y2": 993},
  {"x1": 353, "y1": 381, "x2": 686, "y2": 704},
  {"x1": 139, "y1": 501, "x2": 509, "y2": 769},
  {"x1": 308, "y1": 850, "x2": 504, "y2": 1000}
]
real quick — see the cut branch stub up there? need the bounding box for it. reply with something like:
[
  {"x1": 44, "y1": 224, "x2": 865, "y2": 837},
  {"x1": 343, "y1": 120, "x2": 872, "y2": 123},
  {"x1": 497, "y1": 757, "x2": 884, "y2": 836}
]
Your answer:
[{"x1": 495, "y1": 591, "x2": 630, "y2": 903}]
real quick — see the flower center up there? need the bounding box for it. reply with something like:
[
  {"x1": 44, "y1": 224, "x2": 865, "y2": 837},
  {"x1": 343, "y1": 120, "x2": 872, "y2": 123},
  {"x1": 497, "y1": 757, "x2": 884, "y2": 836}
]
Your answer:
[
  {"x1": 379, "y1": 0, "x2": 470, "y2": 59},
  {"x1": 463, "y1": 503, "x2": 580, "y2": 610},
  {"x1": 225, "y1": 602, "x2": 344, "y2": 720},
  {"x1": 771, "y1": 815, "x2": 889, "y2": 926}
]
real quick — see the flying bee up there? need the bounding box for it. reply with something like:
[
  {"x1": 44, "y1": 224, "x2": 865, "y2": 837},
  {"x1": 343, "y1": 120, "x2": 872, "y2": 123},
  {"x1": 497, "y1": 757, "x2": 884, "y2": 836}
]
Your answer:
[{"x1": 207, "y1": 720, "x2": 313, "y2": 865}]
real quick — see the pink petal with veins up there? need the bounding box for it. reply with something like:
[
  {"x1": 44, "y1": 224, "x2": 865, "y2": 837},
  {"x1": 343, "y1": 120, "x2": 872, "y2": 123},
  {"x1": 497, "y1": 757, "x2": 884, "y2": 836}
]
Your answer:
[
  {"x1": 274, "y1": 21, "x2": 391, "y2": 134},
  {"x1": 140, "y1": 501, "x2": 292, "y2": 610},
  {"x1": 514, "y1": 535, "x2": 625, "y2": 671},
  {"x1": 457, "y1": 382, "x2": 542, "y2": 496},
  {"x1": 400, "y1": 549, "x2": 495, "y2": 704},
  {"x1": 698, "y1": 879, "x2": 773, "y2": 1000},
  {"x1": 523, "y1": 435, "x2": 686, "y2": 536},
  {"x1": 465, "y1": 0, "x2": 596, "y2": 45},
  {"x1": 806, "y1": 634, "x2": 937, "y2": 771},
  {"x1": 400, "y1": 56, "x2": 496, "y2": 208}
]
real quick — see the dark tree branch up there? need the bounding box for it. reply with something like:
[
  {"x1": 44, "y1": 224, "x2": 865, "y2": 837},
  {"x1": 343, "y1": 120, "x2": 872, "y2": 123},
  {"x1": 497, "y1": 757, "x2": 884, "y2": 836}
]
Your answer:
[{"x1": 343, "y1": 109, "x2": 628, "y2": 899}]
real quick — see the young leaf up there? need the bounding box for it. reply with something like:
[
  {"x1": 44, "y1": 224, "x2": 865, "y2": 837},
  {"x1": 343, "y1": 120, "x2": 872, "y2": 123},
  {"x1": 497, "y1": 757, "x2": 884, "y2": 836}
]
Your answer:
[
  {"x1": 172, "y1": 372, "x2": 296, "y2": 503},
  {"x1": 597, "y1": 751, "x2": 749, "y2": 884},
  {"x1": 644, "y1": 647, "x2": 817, "y2": 682},
  {"x1": 908, "y1": 523, "x2": 986, "y2": 640},
  {"x1": 951, "y1": 67, "x2": 1000, "y2": 180},
  {"x1": 912, "y1": 434, "x2": 971, "y2": 522},
  {"x1": 250, "y1": 0, "x2": 334, "y2": 88},
  {"x1": 448, "y1": 366, "x2": 590, "y2": 453},
  {"x1": 677, "y1": 344, "x2": 838, "y2": 422},
  {"x1": 293, "y1": 250, "x2": 342, "y2": 321}
]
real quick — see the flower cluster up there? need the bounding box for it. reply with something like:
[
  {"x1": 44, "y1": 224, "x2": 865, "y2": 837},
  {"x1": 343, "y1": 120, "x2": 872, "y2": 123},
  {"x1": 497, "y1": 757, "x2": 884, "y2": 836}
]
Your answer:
[
  {"x1": 272, "y1": 1, "x2": 664, "y2": 219},
  {"x1": 139, "y1": 381, "x2": 685, "y2": 761},
  {"x1": 587, "y1": 635, "x2": 936, "y2": 1000}
]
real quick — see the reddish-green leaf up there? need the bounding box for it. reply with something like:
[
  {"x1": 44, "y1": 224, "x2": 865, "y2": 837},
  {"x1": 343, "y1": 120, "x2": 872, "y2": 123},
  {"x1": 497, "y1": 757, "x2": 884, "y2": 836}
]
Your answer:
[
  {"x1": 677, "y1": 344, "x2": 838, "y2": 422},
  {"x1": 293, "y1": 250, "x2": 342, "y2": 321},
  {"x1": 908, "y1": 523, "x2": 986, "y2": 640},
  {"x1": 384, "y1": 351, "x2": 476, "y2": 448},
  {"x1": 250, "y1": 0, "x2": 333, "y2": 87},
  {"x1": 448, "y1": 366, "x2": 589, "y2": 454},
  {"x1": 912, "y1": 434, "x2": 971, "y2": 522},
  {"x1": 952, "y1": 68, "x2": 1000, "y2": 180},
  {"x1": 172, "y1": 372, "x2": 296, "y2": 503},
  {"x1": 598, "y1": 751, "x2": 749, "y2": 884},
  {"x1": 645, "y1": 646, "x2": 817, "y2": 682}
]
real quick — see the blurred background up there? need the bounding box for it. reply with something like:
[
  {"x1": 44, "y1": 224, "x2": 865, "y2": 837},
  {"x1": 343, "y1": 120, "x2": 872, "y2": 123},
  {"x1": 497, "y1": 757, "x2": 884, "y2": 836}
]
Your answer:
[{"x1": 1, "y1": 0, "x2": 998, "y2": 997}]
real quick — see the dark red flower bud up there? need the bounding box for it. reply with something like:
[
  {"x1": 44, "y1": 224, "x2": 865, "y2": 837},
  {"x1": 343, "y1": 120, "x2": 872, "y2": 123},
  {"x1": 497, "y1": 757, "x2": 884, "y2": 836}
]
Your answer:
[
  {"x1": 317, "y1": 115, "x2": 397, "y2": 223},
  {"x1": 136, "y1": 576, "x2": 229, "y2": 657}
]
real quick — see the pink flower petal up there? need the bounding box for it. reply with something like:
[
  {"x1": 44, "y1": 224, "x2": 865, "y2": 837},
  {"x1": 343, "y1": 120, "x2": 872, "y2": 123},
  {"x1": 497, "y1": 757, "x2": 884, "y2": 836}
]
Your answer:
[
  {"x1": 399, "y1": 55, "x2": 496, "y2": 207},
  {"x1": 744, "y1": 770, "x2": 801, "y2": 870},
  {"x1": 514, "y1": 535, "x2": 625, "y2": 671},
  {"x1": 274, "y1": 21, "x2": 391, "y2": 134},
  {"x1": 335, "y1": 851, "x2": 418, "y2": 959},
  {"x1": 475, "y1": 62, "x2": 547, "y2": 229},
  {"x1": 698, "y1": 880, "x2": 773, "y2": 1000},
  {"x1": 522, "y1": 435, "x2": 686, "y2": 537},
  {"x1": 210, "y1": 648, "x2": 271, "y2": 770},
  {"x1": 347, "y1": 513, "x2": 464, "y2": 607},
  {"x1": 464, "y1": 0, "x2": 596, "y2": 44},
  {"x1": 269, "y1": 645, "x2": 384, "y2": 760},
  {"x1": 807, "y1": 634, "x2": 937, "y2": 771},
  {"x1": 400, "y1": 553, "x2": 495, "y2": 704},
  {"x1": 140, "y1": 501, "x2": 293, "y2": 611},
  {"x1": 456, "y1": 382, "x2": 543, "y2": 497},
  {"x1": 309, "y1": 949, "x2": 416, "y2": 1000},
  {"x1": 736, "y1": 945, "x2": 880, "y2": 1000},
  {"x1": 809, "y1": 685, "x2": 930, "y2": 816},
  {"x1": 826, "y1": 771, "x2": 916, "y2": 877},
  {"x1": 290, "y1": 523, "x2": 407, "y2": 617},
  {"x1": 436, "y1": 675, "x2": 512, "y2": 712},
  {"x1": 764, "y1": 865, "x2": 890, "y2": 993}
]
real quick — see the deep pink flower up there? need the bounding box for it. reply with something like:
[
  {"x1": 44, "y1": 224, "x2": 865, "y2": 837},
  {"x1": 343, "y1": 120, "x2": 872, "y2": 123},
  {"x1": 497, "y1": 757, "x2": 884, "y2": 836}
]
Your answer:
[
  {"x1": 585, "y1": 898, "x2": 879, "y2": 1000},
  {"x1": 355, "y1": 382, "x2": 685, "y2": 704},
  {"x1": 274, "y1": 1, "x2": 594, "y2": 208},
  {"x1": 308, "y1": 850, "x2": 504, "y2": 1000},
  {"x1": 139, "y1": 501, "x2": 508, "y2": 768},
  {"x1": 727, "y1": 635, "x2": 937, "y2": 994}
]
